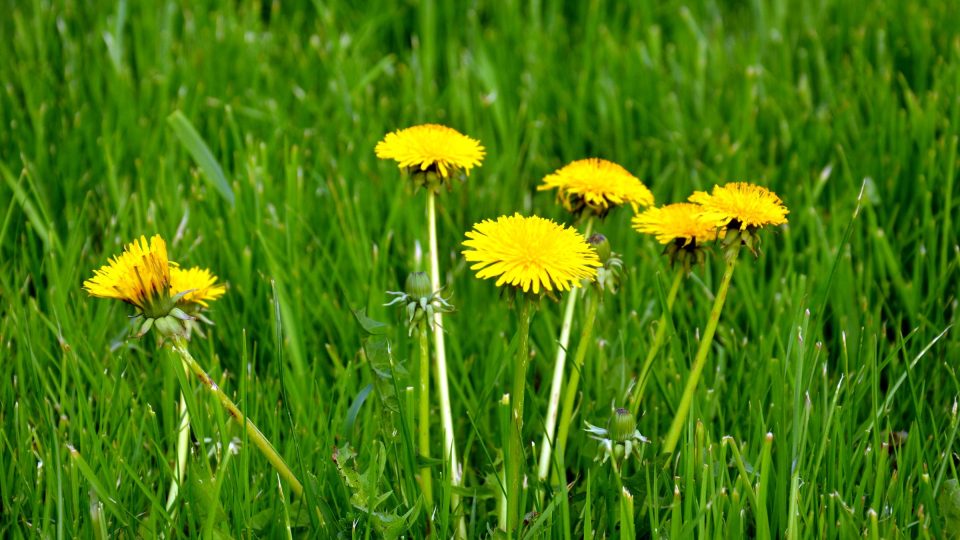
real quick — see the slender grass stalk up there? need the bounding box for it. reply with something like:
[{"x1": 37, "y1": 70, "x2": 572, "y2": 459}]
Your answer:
[
  {"x1": 170, "y1": 336, "x2": 304, "y2": 497},
  {"x1": 506, "y1": 295, "x2": 535, "y2": 534},
  {"x1": 662, "y1": 241, "x2": 742, "y2": 454},
  {"x1": 554, "y1": 289, "x2": 601, "y2": 472},
  {"x1": 537, "y1": 219, "x2": 593, "y2": 481},
  {"x1": 417, "y1": 320, "x2": 434, "y2": 508},
  {"x1": 426, "y1": 191, "x2": 465, "y2": 538},
  {"x1": 629, "y1": 268, "x2": 684, "y2": 415},
  {"x1": 164, "y1": 382, "x2": 191, "y2": 512}
]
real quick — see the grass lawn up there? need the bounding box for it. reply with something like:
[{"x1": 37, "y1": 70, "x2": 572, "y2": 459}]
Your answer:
[{"x1": 1, "y1": 1, "x2": 959, "y2": 537}]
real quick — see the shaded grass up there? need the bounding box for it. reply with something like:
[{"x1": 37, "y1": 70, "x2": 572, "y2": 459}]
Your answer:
[{"x1": 1, "y1": 0, "x2": 958, "y2": 537}]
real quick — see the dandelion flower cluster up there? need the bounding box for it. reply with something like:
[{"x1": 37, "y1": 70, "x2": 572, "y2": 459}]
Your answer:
[
  {"x1": 688, "y1": 182, "x2": 789, "y2": 230},
  {"x1": 632, "y1": 203, "x2": 718, "y2": 247},
  {"x1": 375, "y1": 124, "x2": 486, "y2": 185},
  {"x1": 462, "y1": 214, "x2": 601, "y2": 294},
  {"x1": 538, "y1": 158, "x2": 654, "y2": 217},
  {"x1": 84, "y1": 234, "x2": 224, "y2": 337}
]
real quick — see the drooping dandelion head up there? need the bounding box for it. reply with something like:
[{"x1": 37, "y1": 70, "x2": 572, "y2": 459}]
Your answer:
[
  {"x1": 538, "y1": 158, "x2": 654, "y2": 218},
  {"x1": 688, "y1": 182, "x2": 789, "y2": 231},
  {"x1": 462, "y1": 213, "x2": 601, "y2": 294},
  {"x1": 84, "y1": 234, "x2": 225, "y2": 338},
  {"x1": 375, "y1": 124, "x2": 485, "y2": 191}
]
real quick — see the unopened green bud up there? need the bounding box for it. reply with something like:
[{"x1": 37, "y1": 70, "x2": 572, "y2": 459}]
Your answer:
[
  {"x1": 587, "y1": 233, "x2": 611, "y2": 263},
  {"x1": 405, "y1": 271, "x2": 432, "y2": 300},
  {"x1": 153, "y1": 315, "x2": 184, "y2": 338},
  {"x1": 608, "y1": 407, "x2": 637, "y2": 443}
]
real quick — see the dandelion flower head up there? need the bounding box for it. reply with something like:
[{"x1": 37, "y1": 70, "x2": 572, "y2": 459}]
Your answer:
[
  {"x1": 375, "y1": 124, "x2": 485, "y2": 179},
  {"x1": 632, "y1": 203, "x2": 719, "y2": 246},
  {"x1": 538, "y1": 158, "x2": 654, "y2": 216},
  {"x1": 83, "y1": 235, "x2": 172, "y2": 314},
  {"x1": 462, "y1": 213, "x2": 601, "y2": 294},
  {"x1": 170, "y1": 266, "x2": 226, "y2": 307},
  {"x1": 688, "y1": 182, "x2": 789, "y2": 230}
]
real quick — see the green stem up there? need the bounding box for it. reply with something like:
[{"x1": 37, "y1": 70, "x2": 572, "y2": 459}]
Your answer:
[
  {"x1": 427, "y1": 191, "x2": 465, "y2": 538},
  {"x1": 165, "y1": 381, "x2": 191, "y2": 512},
  {"x1": 554, "y1": 290, "x2": 601, "y2": 473},
  {"x1": 171, "y1": 337, "x2": 303, "y2": 497},
  {"x1": 537, "y1": 219, "x2": 593, "y2": 481},
  {"x1": 629, "y1": 268, "x2": 684, "y2": 415},
  {"x1": 507, "y1": 296, "x2": 535, "y2": 534},
  {"x1": 662, "y1": 241, "x2": 741, "y2": 454},
  {"x1": 417, "y1": 320, "x2": 434, "y2": 508}
]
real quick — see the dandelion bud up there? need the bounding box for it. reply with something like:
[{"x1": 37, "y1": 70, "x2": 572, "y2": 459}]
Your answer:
[
  {"x1": 587, "y1": 233, "x2": 612, "y2": 264},
  {"x1": 607, "y1": 408, "x2": 637, "y2": 443},
  {"x1": 405, "y1": 271, "x2": 432, "y2": 300},
  {"x1": 385, "y1": 272, "x2": 455, "y2": 335}
]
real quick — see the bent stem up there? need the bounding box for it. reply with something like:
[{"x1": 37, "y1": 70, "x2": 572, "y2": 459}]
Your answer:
[
  {"x1": 170, "y1": 336, "x2": 304, "y2": 497},
  {"x1": 629, "y1": 268, "x2": 684, "y2": 415},
  {"x1": 165, "y1": 384, "x2": 191, "y2": 512},
  {"x1": 662, "y1": 241, "x2": 741, "y2": 454},
  {"x1": 537, "y1": 219, "x2": 593, "y2": 481},
  {"x1": 417, "y1": 320, "x2": 434, "y2": 508},
  {"x1": 554, "y1": 289, "x2": 601, "y2": 474},
  {"x1": 426, "y1": 191, "x2": 465, "y2": 538},
  {"x1": 506, "y1": 295, "x2": 535, "y2": 534}
]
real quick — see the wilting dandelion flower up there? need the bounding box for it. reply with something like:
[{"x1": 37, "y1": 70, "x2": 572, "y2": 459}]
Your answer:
[
  {"x1": 462, "y1": 213, "x2": 601, "y2": 294},
  {"x1": 538, "y1": 158, "x2": 654, "y2": 218},
  {"x1": 84, "y1": 234, "x2": 224, "y2": 338},
  {"x1": 688, "y1": 182, "x2": 789, "y2": 231},
  {"x1": 375, "y1": 124, "x2": 485, "y2": 190}
]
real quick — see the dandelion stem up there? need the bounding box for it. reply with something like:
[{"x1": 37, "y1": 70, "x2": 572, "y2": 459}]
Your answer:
[
  {"x1": 554, "y1": 288, "x2": 601, "y2": 474},
  {"x1": 165, "y1": 372, "x2": 191, "y2": 512},
  {"x1": 662, "y1": 241, "x2": 741, "y2": 454},
  {"x1": 417, "y1": 320, "x2": 434, "y2": 508},
  {"x1": 426, "y1": 191, "x2": 465, "y2": 538},
  {"x1": 537, "y1": 219, "x2": 593, "y2": 481},
  {"x1": 170, "y1": 336, "x2": 304, "y2": 497},
  {"x1": 629, "y1": 268, "x2": 684, "y2": 415},
  {"x1": 507, "y1": 295, "x2": 535, "y2": 534}
]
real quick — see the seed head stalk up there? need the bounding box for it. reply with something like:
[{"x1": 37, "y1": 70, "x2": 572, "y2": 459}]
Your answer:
[
  {"x1": 629, "y1": 267, "x2": 684, "y2": 415},
  {"x1": 662, "y1": 240, "x2": 741, "y2": 454},
  {"x1": 170, "y1": 336, "x2": 303, "y2": 497},
  {"x1": 426, "y1": 191, "x2": 465, "y2": 538},
  {"x1": 537, "y1": 218, "x2": 593, "y2": 481}
]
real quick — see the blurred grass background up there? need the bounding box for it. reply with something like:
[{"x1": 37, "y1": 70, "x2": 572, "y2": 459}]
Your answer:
[{"x1": 1, "y1": 0, "x2": 958, "y2": 537}]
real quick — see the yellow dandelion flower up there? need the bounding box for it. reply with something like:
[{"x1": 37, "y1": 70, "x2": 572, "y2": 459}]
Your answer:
[
  {"x1": 632, "y1": 203, "x2": 718, "y2": 246},
  {"x1": 462, "y1": 213, "x2": 601, "y2": 294},
  {"x1": 688, "y1": 182, "x2": 789, "y2": 230},
  {"x1": 170, "y1": 266, "x2": 226, "y2": 308},
  {"x1": 83, "y1": 234, "x2": 172, "y2": 314},
  {"x1": 538, "y1": 158, "x2": 654, "y2": 217},
  {"x1": 375, "y1": 124, "x2": 486, "y2": 179}
]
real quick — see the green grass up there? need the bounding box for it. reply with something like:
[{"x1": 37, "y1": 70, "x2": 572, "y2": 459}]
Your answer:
[{"x1": 1, "y1": 0, "x2": 959, "y2": 537}]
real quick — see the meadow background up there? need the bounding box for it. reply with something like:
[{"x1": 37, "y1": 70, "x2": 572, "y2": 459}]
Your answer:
[{"x1": 1, "y1": 0, "x2": 959, "y2": 537}]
